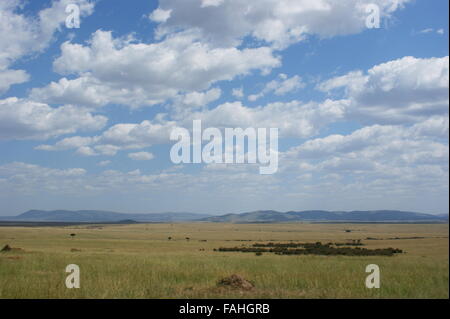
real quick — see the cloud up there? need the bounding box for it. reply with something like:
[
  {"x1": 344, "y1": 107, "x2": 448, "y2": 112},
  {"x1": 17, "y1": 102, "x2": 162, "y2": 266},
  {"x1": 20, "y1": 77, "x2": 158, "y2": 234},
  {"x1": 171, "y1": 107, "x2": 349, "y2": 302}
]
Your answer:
[
  {"x1": 169, "y1": 87, "x2": 222, "y2": 115},
  {"x1": 31, "y1": 30, "x2": 280, "y2": 108},
  {"x1": 286, "y1": 119, "x2": 448, "y2": 161},
  {"x1": 128, "y1": 152, "x2": 155, "y2": 161},
  {"x1": 411, "y1": 116, "x2": 449, "y2": 140},
  {"x1": 248, "y1": 74, "x2": 304, "y2": 101},
  {"x1": 0, "y1": 160, "x2": 277, "y2": 206},
  {"x1": 201, "y1": 0, "x2": 225, "y2": 8},
  {"x1": 419, "y1": 28, "x2": 445, "y2": 35},
  {"x1": 167, "y1": 87, "x2": 222, "y2": 120},
  {"x1": 0, "y1": 69, "x2": 29, "y2": 94},
  {"x1": 0, "y1": 162, "x2": 87, "y2": 195},
  {"x1": 0, "y1": 162, "x2": 86, "y2": 178},
  {"x1": 36, "y1": 118, "x2": 177, "y2": 156},
  {"x1": 0, "y1": 97, "x2": 107, "y2": 140},
  {"x1": 3, "y1": 115, "x2": 448, "y2": 212},
  {"x1": 280, "y1": 120, "x2": 448, "y2": 204},
  {"x1": 148, "y1": 8, "x2": 172, "y2": 23},
  {"x1": 232, "y1": 87, "x2": 244, "y2": 99},
  {"x1": 419, "y1": 28, "x2": 434, "y2": 34},
  {"x1": 98, "y1": 160, "x2": 111, "y2": 167},
  {"x1": 0, "y1": 161, "x2": 193, "y2": 196},
  {"x1": 151, "y1": 0, "x2": 411, "y2": 49},
  {"x1": 0, "y1": 0, "x2": 95, "y2": 95},
  {"x1": 36, "y1": 136, "x2": 97, "y2": 151},
  {"x1": 181, "y1": 99, "x2": 348, "y2": 138},
  {"x1": 35, "y1": 97, "x2": 347, "y2": 157},
  {"x1": 318, "y1": 56, "x2": 449, "y2": 124},
  {"x1": 181, "y1": 88, "x2": 222, "y2": 108},
  {"x1": 38, "y1": 0, "x2": 95, "y2": 39}
]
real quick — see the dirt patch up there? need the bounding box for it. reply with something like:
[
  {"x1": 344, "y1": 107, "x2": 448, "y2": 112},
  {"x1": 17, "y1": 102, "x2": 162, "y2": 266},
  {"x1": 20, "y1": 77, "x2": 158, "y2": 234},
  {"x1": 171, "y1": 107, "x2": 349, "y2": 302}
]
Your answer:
[
  {"x1": 217, "y1": 274, "x2": 254, "y2": 290},
  {"x1": 6, "y1": 256, "x2": 22, "y2": 260},
  {"x1": 1, "y1": 244, "x2": 23, "y2": 252},
  {"x1": 70, "y1": 248, "x2": 82, "y2": 252},
  {"x1": 1, "y1": 245, "x2": 24, "y2": 254},
  {"x1": 1, "y1": 244, "x2": 12, "y2": 252}
]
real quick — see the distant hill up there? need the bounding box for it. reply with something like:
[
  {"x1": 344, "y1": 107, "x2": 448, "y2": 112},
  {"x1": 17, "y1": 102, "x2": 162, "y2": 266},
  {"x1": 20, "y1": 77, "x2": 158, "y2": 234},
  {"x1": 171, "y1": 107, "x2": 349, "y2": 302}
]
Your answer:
[
  {"x1": 435, "y1": 214, "x2": 449, "y2": 220},
  {"x1": 0, "y1": 210, "x2": 211, "y2": 223},
  {"x1": 0, "y1": 209, "x2": 446, "y2": 224},
  {"x1": 201, "y1": 210, "x2": 448, "y2": 223}
]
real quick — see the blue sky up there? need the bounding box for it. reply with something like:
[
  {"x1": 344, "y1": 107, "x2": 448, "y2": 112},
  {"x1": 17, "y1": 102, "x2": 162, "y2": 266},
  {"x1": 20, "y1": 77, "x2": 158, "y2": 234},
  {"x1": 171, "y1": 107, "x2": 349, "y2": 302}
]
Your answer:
[{"x1": 0, "y1": 0, "x2": 448, "y2": 216}]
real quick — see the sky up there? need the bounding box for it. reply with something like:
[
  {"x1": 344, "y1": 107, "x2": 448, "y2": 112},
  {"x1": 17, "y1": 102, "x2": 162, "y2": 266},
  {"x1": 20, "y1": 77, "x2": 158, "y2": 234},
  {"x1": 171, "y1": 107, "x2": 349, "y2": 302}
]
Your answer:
[{"x1": 0, "y1": 0, "x2": 448, "y2": 216}]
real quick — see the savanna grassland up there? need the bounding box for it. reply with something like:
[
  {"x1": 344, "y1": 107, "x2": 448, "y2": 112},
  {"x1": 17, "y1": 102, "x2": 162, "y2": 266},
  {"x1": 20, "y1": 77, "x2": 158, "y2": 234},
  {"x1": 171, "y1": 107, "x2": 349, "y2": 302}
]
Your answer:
[{"x1": 0, "y1": 223, "x2": 448, "y2": 299}]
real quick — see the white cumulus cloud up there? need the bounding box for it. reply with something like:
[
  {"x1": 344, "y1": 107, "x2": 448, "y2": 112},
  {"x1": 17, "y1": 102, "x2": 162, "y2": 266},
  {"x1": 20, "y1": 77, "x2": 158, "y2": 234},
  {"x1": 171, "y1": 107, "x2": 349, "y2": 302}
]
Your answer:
[
  {"x1": 128, "y1": 152, "x2": 155, "y2": 161},
  {"x1": 318, "y1": 56, "x2": 449, "y2": 124},
  {"x1": 31, "y1": 30, "x2": 280, "y2": 108},
  {"x1": 0, "y1": 97, "x2": 107, "y2": 140},
  {"x1": 0, "y1": 0, "x2": 95, "y2": 95},
  {"x1": 151, "y1": 0, "x2": 411, "y2": 49}
]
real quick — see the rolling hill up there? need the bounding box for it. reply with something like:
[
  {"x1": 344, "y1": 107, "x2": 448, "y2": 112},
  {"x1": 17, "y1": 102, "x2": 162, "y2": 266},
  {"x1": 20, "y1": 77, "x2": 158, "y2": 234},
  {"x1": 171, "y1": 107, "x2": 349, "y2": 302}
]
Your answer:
[
  {"x1": 201, "y1": 210, "x2": 448, "y2": 223},
  {"x1": 0, "y1": 209, "x2": 447, "y2": 223},
  {"x1": 0, "y1": 210, "x2": 211, "y2": 223}
]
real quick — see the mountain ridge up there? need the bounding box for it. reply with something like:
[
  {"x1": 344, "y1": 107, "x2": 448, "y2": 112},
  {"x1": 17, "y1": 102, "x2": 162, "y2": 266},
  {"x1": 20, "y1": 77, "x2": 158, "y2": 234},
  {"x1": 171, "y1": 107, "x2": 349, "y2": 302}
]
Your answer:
[
  {"x1": 201, "y1": 210, "x2": 448, "y2": 223},
  {"x1": 0, "y1": 210, "x2": 211, "y2": 223},
  {"x1": 0, "y1": 209, "x2": 447, "y2": 223}
]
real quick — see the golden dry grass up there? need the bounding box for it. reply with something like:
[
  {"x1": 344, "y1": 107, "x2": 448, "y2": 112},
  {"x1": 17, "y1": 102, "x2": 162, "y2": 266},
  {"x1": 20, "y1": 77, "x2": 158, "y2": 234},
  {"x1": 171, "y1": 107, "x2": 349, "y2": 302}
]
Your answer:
[{"x1": 0, "y1": 223, "x2": 448, "y2": 298}]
